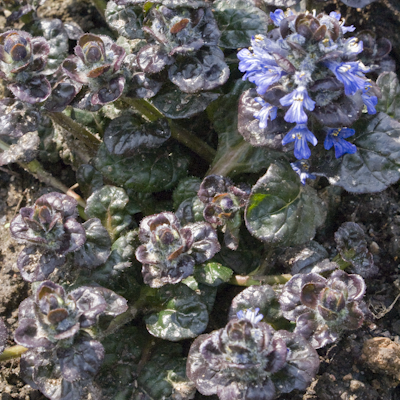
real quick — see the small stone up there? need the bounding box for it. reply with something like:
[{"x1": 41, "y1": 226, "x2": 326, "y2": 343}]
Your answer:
[
  {"x1": 362, "y1": 337, "x2": 400, "y2": 382},
  {"x1": 350, "y1": 379, "x2": 365, "y2": 392},
  {"x1": 343, "y1": 373, "x2": 353, "y2": 381}
]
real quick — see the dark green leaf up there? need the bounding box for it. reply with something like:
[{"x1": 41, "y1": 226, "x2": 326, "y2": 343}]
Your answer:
[
  {"x1": 213, "y1": 0, "x2": 269, "y2": 49},
  {"x1": 104, "y1": 113, "x2": 170, "y2": 157},
  {"x1": 76, "y1": 164, "x2": 104, "y2": 199},
  {"x1": 315, "y1": 113, "x2": 400, "y2": 193},
  {"x1": 133, "y1": 342, "x2": 196, "y2": 400},
  {"x1": 93, "y1": 144, "x2": 190, "y2": 193},
  {"x1": 85, "y1": 186, "x2": 132, "y2": 242},
  {"x1": 207, "y1": 80, "x2": 284, "y2": 177},
  {"x1": 172, "y1": 176, "x2": 201, "y2": 210},
  {"x1": 229, "y1": 285, "x2": 285, "y2": 326},
  {"x1": 193, "y1": 262, "x2": 233, "y2": 287},
  {"x1": 376, "y1": 71, "x2": 400, "y2": 120},
  {"x1": 151, "y1": 87, "x2": 219, "y2": 119},
  {"x1": 245, "y1": 162, "x2": 326, "y2": 246},
  {"x1": 105, "y1": 1, "x2": 145, "y2": 39},
  {"x1": 145, "y1": 284, "x2": 209, "y2": 341},
  {"x1": 73, "y1": 218, "x2": 111, "y2": 269}
]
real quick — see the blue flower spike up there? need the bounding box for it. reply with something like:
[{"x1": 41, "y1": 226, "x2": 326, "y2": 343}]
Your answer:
[
  {"x1": 254, "y1": 97, "x2": 278, "y2": 129},
  {"x1": 237, "y1": 307, "x2": 264, "y2": 325},
  {"x1": 324, "y1": 127, "x2": 357, "y2": 158},
  {"x1": 280, "y1": 85, "x2": 315, "y2": 124},
  {"x1": 362, "y1": 82, "x2": 378, "y2": 114},
  {"x1": 291, "y1": 160, "x2": 316, "y2": 185},
  {"x1": 282, "y1": 124, "x2": 318, "y2": 160}
]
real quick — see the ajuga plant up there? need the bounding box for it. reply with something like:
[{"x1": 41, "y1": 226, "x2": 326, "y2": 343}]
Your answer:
[{"x1": 0, "y1": 0, "x2": 399, "y2": 399}]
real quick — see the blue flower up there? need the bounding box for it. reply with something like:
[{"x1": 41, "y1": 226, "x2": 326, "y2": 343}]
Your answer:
[
  {"x1": 282, "y1": 124, "x2": 318, "y2": 160},
  {"x1": 280, "y1": 86, "x2": 315, "y2": 124},
  {"x1": 324, "y1": 127, "x2": 357, "y2": 158},
  {"x1": 362, "y1": 83, "x2": 378, "y2": 114},
  {"x1": 329, "y1": 12, "x2": 355, "y2": 34},
  {"x1": 237, "y1": 308, "x2": 264, "y2": 324},
  {"x1": 254, "y1": 97, "x2": 278, "y2": 129},
  {"x1": 270, "y1": 9, "x2": 285, "y2": 27},
  {"x1": 238, "y1": 43, "x2": 285, "y2": 95},
  {"x1": 326, "y1": 61, "x2": 368, "y2": 96},
  {"x1": 343, "y1": 37, "x2": 363, "y2": 56},
  {"x1": 291, "y1": 161, "x2": 316, "y2": 185}
]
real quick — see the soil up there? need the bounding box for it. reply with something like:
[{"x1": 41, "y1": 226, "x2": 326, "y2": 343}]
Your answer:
[{"x1": 2, "y1": 0, "x2": 400, "y2": 400}]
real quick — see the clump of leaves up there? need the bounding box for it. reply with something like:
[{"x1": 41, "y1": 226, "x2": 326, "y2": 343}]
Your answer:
[
  {"x1": 135, "y1": 211, "x2": 221, "y2": 287},
  {"x1": 14, "y1": 280, "x2": 127, "y2": 400},
  {"x1": 198, "y1": 175, "x2": 250, "y2": 250},
  {"x1": 187, "y1": 308, "x2": 319, "y2": 400},
  {"x1": 10, "y1": 192, "x2": 86, "y2": 281},
  {"x1": 279, "y1": 269, "x2": 367, "y2": 348}
]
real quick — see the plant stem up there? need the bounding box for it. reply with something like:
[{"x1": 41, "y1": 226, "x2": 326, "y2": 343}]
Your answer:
[
  {"x1": 47, "y1": 111, "x2": 101, "y2": 156},
  {"x1": 168, "y1": 119, "x2": 216, "y2": 164},
  {"x1": 99, "y1": 286, "x2": 157, "y2": 340},
  {"x1": 207, "y1": 139, "x2": 252, "y2": 177},
  {"x1": 332, "y1": 254, "x2": 352, "y2": 270},
  {"x1": 0, "y1": 345, "x2": 28, "y2": 362},
  {"x1": 91, "y1": 0, "x2": 107, "y2": 19},
  {"x1": 0, "y1": 139, "x2": 86, "y2": 209},
  {"x1": 230, "y1": 274, "x2": 292, "y2": 286},
  {"x1": 121, "y1": 97, "x2": 216, "y2": 164}
]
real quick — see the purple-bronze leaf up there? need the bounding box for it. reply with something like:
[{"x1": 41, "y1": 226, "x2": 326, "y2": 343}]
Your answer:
[
  {"x1": 8, "y1": 75, "x2": 51, "y2": 104},
  {"x1": 91, "y1": 75, "x2": 125, "y2": 105},
  {"x1": 14, "y1": 318, "x2": 53, "y2": 348}
]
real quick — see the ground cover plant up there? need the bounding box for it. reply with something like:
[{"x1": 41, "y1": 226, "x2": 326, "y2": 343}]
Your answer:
[{"x1": 1, "y1": 0, "x2": 400, "y2": 399}]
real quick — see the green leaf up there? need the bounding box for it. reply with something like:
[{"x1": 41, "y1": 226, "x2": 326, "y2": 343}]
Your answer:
[
  {"x1": 145, "y1": 284, "x2": 209, "y2": 341},
  {"x1": 76, "y1": 164, "x2": 104, "y2": 199},
  {"x1": 85, "y1": 185, "x2": 132, "y2": 242},
  {"x1": 245, "y1": 162, "x2": 326, "y2": 246},
  {"x1": 315, "y1": 113, "x2": 400, "y2": 193},
  {"x1": 172, "y1": 176, "x2": 201, "y2": 210},
  {"x1": 207, "y1": 79, "x2": 284, "y2": 177},
  {"x1": 213, "y1": 0, "x2": 269, "y2": 49},
  {"x1": 229, "y1": 285, "x2": 287, "y2": 328},
  {"x1": 376, "y1": 71, "x2": 400, "y2": 120},
  {"x1": 133, "y1": 343, "x2": 196, "y2": 400},
  {"x1": 151, "y1": 87, "x2": 219, "y2": 119},
  {"x1": 93, "y1": 143, "x2": 190, "y2": 193},
  {"x1": 193, "y1": 262, "x2": 233, "y2": 286}
]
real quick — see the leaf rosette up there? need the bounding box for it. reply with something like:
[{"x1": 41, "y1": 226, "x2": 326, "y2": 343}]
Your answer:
[
  {"x1": 10, "y1": 192, "x2": 86, "y2": 282},
  {"x1": 279, "y1": 270, "x2": 367, "y2": 348},
  {"x1": 136, "y1": 211, "x2": 221, "y2": 287},
  {"x1": 187, "y1": 309, "x2": 319, "y2": 400},
  {"x1": 62, "y1": 33, "x2": 126, "y2": 105},
  {"x1": 0, "y1": 30, "x2": 51, "y2": 103}
]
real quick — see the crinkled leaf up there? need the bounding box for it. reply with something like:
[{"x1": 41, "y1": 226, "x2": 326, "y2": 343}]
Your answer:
[
  {"x1": 134, "y1": 343, "x2": 195, "y2": 400},
  {"x1": 314, "y1": 113, "x2": 400, "y2": 193},
  {"x1": 213, "y1": 0, "x2": 269, "y2": 49},
  {"x1": 76, "y1": 164, "x2": 104, "y2": 199},
  {"x1": 20, "y1": 348, "x2": 98, "y2": 400},
  {"x1": 168, "y1": 48, "x2": 229, "y2": 94},
  {"x1": 96, "y1": 325, "x2": 147, "y2": 399},
  {"x1": 0, "y1": 131, "x2": 40, "y2": 166},
  {"x1": 0, "y1": 318, "x2": 6, "y2": 354},
  {"x1": 104, "y1": 113, "x2": 170, "y2": 156},
  {"x1": 151, "y1": 87, "x2": 219, "y2": 119},
  {"x1": 29, "y1": 19, "x2": 69, "y2": 73},
  {"x1": 229, "y1": 285, "x2": 284, "y2": 326},
  {"x1": 245, "y1": 162, "x2": 326, "y2": 246},
  {"x1": 73, "y1": 218, "x2": 112, "y2": 269},
  {"x1": 340, "y1": 0, "x2": 376, "y2": 7},
  {"x1": 57, "y1": 338, "x2": 104, "y2": 381},
  {"x1": 334, "y1": 222, "x2": 378, "y2": 278},
  {"x1": 193, "y1": 262, "x2": 233, "y2": 287},
  {"x1": 93, "y1": 143, "x2": 190, "y2": 193},
  {"x1": 145, "y1": 283, "x2": 209, "y2": 341},
  {"x1": 263, "y1": 0, "x2": 299, "y2": 5},
  {"x1": 85, "y1": 185, "x2": 132, "y2": 242},
  {"x1": 105, "y1": 1, "x2": 145, "y2": 39},
  {"x1": 376, "y1": 71, "x2": 400, "y2": 120},
  {"x1": 208, "y1": 80, "x2": 284, "y2": 177},
  {"x1": 0, "y1": 98, "x2": 41, "y2": 138},
  {"x1": 172, "y1": 176, "x2": 201, "y2": 210}
]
